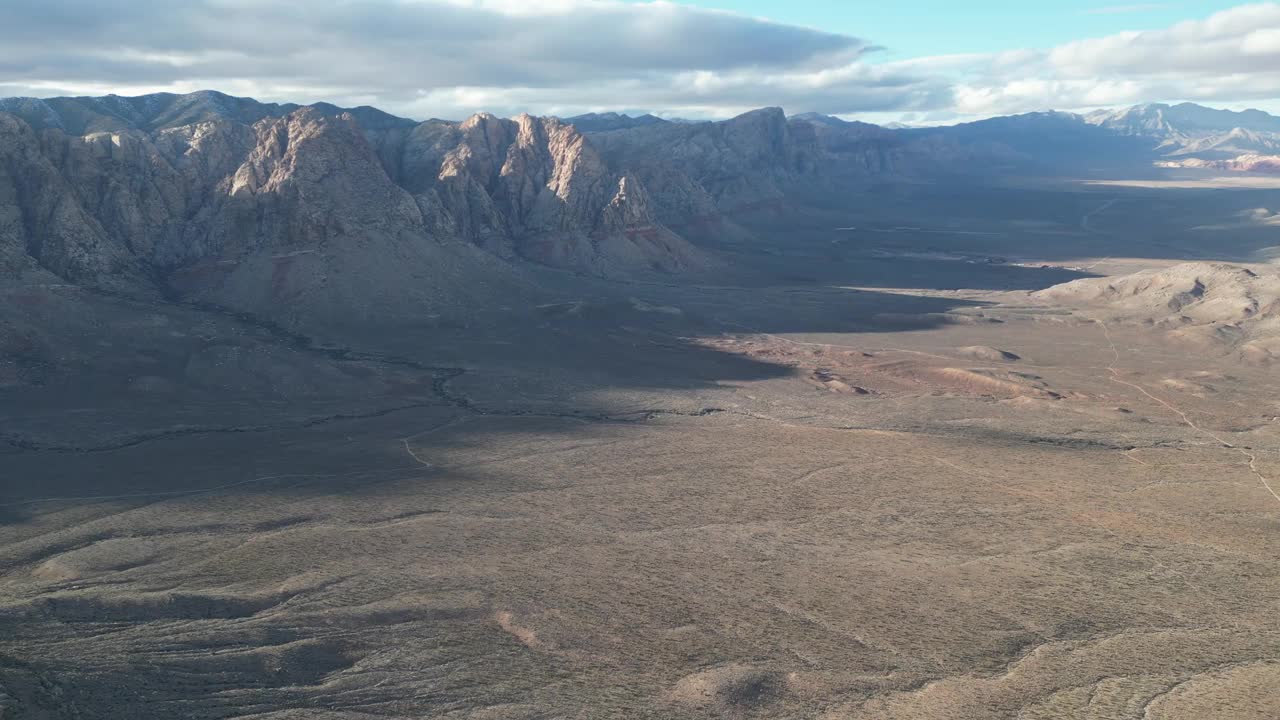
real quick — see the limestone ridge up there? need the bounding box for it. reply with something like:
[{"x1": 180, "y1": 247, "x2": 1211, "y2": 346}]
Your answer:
[
  {"x1": 400, "y1": 112, "x2": 706, "y2": 273},
  {"x1": 0, "y1": 96, "x2": 715, "y2": 328}
]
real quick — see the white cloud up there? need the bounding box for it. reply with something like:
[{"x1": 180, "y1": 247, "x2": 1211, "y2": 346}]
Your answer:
[
  {"x1": 0, "y1": 0, "x2": 1278, "y2": 121},
  {"x1": 935, "y1": 3, "x2": 1280, "y2": 116},
  {"x1": 0, "y1": 0, "x2": 897, "y2": 117}
]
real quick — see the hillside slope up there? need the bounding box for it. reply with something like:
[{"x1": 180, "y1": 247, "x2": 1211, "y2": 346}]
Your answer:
[{"x1": 1036, "y1": 262, "x2": 1280, "y2": 364}]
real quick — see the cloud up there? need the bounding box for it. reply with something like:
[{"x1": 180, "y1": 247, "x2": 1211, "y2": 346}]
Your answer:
[
  {"x1": 0, "y1": 0, "x2": 922, "y2": 118},
  {"x1": 891, "y1": 2, "x2": 1280, "y2": 117},
  {"x1": 391, "y1": 63, "x2": 952, "y2": 120},
  {"x1": 0, "y1": 0, "x2": 1277, "y2": 121}
]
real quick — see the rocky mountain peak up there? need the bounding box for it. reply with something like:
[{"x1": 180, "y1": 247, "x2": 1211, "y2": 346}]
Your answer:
[
  {"x1": 599, "y1": 174, "x2": 655, "y2": 230},
  {"x1": 229, "y1": 108, "x2": 423, "y2": 235}
]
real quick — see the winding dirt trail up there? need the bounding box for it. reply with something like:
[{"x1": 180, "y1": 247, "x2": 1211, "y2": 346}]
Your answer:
[
  {"x1": 1100, "y1": 320, "x2": 1280, "y2": 507},
  {"x1": 1080, "y1": 198, "x2": 1118, "y2": 234}
]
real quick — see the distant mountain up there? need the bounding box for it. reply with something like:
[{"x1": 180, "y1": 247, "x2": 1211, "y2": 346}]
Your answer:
[
  {"x1": 791, "y1": 111, "x2": 843, "y2": 126},
  {"x1": 1086, "y1": 102, "x2": 1280, "y2": 160},
  {"x1": 909, "y1": 111, "x2": 1157, "y2": 173},
  {"x1": 791, "y1": 112, "x2": 882, "y2": 131},
  {"x1": 1087, "y1": 102, "x2": 1280, "y2": 137},
  {"x1": 0, "y1": 89, "x2": 417, "y2": 135},
  {"x1": 901, "y1": 102, "x2": 1280, "y2": 172},
  {"x1": 563, "y1": 112, "x2": 668, "y2": 132},
  {"x1": 1157, "y1": 154, "x2": 1280, "y2": 174}
]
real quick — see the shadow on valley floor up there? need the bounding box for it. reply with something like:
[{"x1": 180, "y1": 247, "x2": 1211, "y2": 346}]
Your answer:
[
  {"x1": 0, "y1": 282, "x2": 988, "y2": 513},
  {"x1": 719, "y1": 180, "x2": 1280, "y2": 278},
  {"x1": 722, "y1": 248, "x2": 1097, "y2": 291}
]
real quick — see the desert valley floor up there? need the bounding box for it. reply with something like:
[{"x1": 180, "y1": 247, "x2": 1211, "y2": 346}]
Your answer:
[{"x1": 3, "y1": 179, "x2": 1280, "y2": 719}]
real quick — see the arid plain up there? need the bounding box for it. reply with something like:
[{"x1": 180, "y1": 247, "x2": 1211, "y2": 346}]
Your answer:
[{"x1": 4, "y1": 180, "x2": 1280, "y2": 719}]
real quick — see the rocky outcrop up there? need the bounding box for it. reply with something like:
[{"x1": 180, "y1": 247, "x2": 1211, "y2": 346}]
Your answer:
[
  {"x1": 218, "y1": 108, "x2": 425, "y2": 250},
  {"x1": 0, "y1": 113, "x2": 143, "y2": 288},
  {"x1": 391, "y1": 111, "x2": 710, "y2": 274}
]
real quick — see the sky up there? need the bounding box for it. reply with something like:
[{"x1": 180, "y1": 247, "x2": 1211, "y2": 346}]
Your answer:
[
  {"x1": 1, "y1": 0, "x2": 1278, "y2": 123},
  {"x1": 672, "y1": 2, "x2": 1249, "y2": 60}
]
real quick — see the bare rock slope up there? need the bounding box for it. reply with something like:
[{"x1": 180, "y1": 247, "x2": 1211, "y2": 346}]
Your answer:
[{"x1": 394, "y1": 112, "x2": 708, "y2": 274}]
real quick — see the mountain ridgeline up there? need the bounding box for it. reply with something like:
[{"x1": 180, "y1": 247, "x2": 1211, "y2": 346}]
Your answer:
[{"x1": 1, "y1": 91, "x2": 1276, "y2": 329}]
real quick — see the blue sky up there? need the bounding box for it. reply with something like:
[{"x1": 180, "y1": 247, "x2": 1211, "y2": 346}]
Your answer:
[
  {"x1": 1, "y1": 1, "x2": 1277, "y2": 122},
  {"x1": 661, "y1": 2, "x2": 1247, "y2": 61}
]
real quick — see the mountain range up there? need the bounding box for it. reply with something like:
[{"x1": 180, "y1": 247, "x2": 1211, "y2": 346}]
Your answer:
[
  {"x1": 2, "y1": 90, "x2": 1277, "y2": 332},
  {"x1": 1086, "y1": 102, "x2": 1280, "y2": 154}
]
